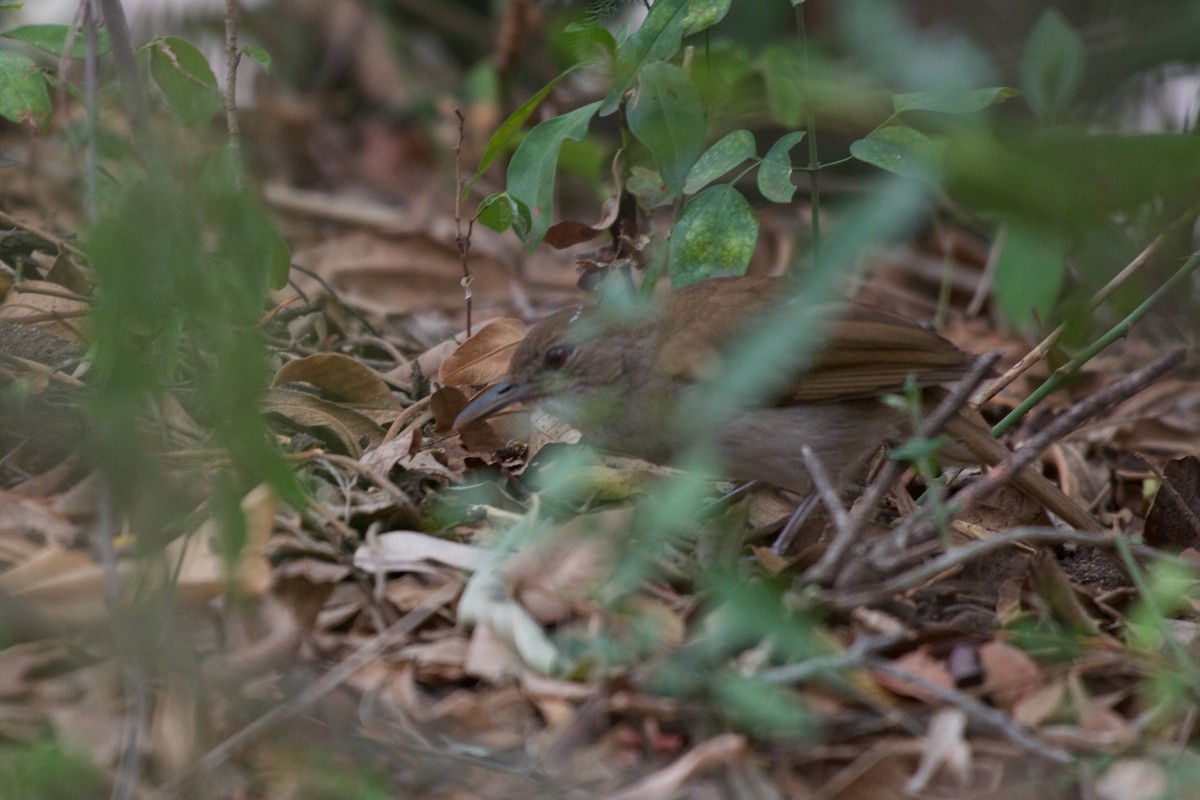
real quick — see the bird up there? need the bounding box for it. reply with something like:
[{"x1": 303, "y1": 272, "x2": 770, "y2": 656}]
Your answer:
[{"x1": 454, "y1": 275, "x2": 1097, "y2": 532}]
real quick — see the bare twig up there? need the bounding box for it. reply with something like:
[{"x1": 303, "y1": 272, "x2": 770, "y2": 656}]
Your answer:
[
  {"x1": 223, "y1": 0, "x2": 242, "y2": 152},
  {"x1": 0, "y1": 209, "x2": 87, "y2": 259},
  {"x1": 976, "y1": 208, "x2": 1197, "y2": 406},
  {"x1": 868, "y1": 658, "x2": 1075, "y2": 764},
  {"x1": 804, "y1": 352, "x2": 1001, "y2": 585},
  {"x1": 760, "y1": 632, "x2": 910, "y2": 685},
  {"x1": 830, "y1": 526, "x2": 1136, "y2": 610},
  {"x1": 95, "y1": 0, "x2": 151, "y2": 148},
  {"x1": 453, "y1": 109, "x2": 475, "y2": 336},
  {"x1": 986, "y1": 248, "x2": 1200, "y2": 436},
  {"x1": 872, "y1": 347, "x2": 1185, "y2": 576},
  {"x1": 303, "y1": 451, "x2": 419, "y2": 519},
  {"x1": 175, "y1": 581, "x2": 460, "y2": 786}
]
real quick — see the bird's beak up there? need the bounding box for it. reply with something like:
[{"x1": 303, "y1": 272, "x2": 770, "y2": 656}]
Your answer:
[{"x1": 453, "y1": 380, "x2": 540, "y2": 430}]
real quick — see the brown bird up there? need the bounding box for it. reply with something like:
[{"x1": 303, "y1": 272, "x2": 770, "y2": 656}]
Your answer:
[{"x1": 455, "y1": 276, "x2": 1097, "y2": 532}]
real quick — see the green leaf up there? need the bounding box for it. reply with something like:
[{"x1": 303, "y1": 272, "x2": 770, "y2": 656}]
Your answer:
[
  {"x1": 3, "y1": 24, "x2": 112, "y2": 58},
  {"x1": 267, "y1": 227, "x2": 291, "y2": 290},
  {"x1": 1021, "y1": 10, "x2": 1084, "y2": 122},
  {"x1": 993, "y1": 223, "x2": 1064, "y2": 330},
  {"x1": 145, "y1": 36, "x2": 222, "y2": 128},
  {"x1": 627, "y1": 61, "x2": 704, "y2": 196},
  {"x1": 684, "y1": 129, "x2": 756, "y2": 195},
  {"x1": 507, "y1": 101, "x2": 602, "y2": 250},
  {"x1": 476, "y1": 192, "x2": 517, "y2": 232},
  {"x1": 562, "y1": 20, "x2": 617, "y2": 61},
  {"x1": 474, "y1": 68, "x2": 579, "y2": 184},
  {"x1": 668, "y1": 185, "x2": 758, "y2": 285},
  {"x1": 757, "y1": 130, "x2": 806, "y2": 203},
  {"x1": 240, "y1": 44, "x2": 271, "y2": 71},
  {"x1": 759, "y1": 46, "x2": 804, "y2": 127},
  {"x1": 893, "y1": 86, "x2": 1019, "y2": 115},
  {"x1": 627, "y1": 166, "x2": 674, "y2": 209},
  {"x1": 850, "y1": 126, "x2": 941, "y2": 181},
  {"x1": 600, "y1": 0, "x2": 689, "y2": 116},
  {"x1": 0, "y1": 51, "x2": 50, "y2": 133},
  {"x1": 682, "y1": 0, "x2": 732, "y2": 36}
]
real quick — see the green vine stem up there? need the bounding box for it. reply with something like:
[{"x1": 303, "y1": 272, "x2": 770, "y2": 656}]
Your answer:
[{"x1": 991, "y1": 250, "x2": 1200, "y2": 437}]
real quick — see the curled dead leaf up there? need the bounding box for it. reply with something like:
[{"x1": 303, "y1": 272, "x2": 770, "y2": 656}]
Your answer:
[
  {"x1": 264, "y1": 388, "x2": 384, "y2": 456},
  {"x1": 272, "y1": 352, "x2": 398, "y2": 408},
  {"x1": 438, "y1": 318, "x2": 525, "y2": 386}
]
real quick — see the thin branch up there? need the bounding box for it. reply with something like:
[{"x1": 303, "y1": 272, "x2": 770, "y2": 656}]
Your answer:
[
  {"x1": 453, "y1": 109, "x2": 475, "y2": 336},
  {"x1": 870, "y1": 347, "x2": 1185, "y2": 577},
  {"x1": 989, "y1": 249, "x2": 1200, "y2": 434},
  {"x1": 95, "y1": 0, "x2": 152, "y2": 148},
  {"x1": 223, "y1": 0, "x2": 242, "y2": 153},
  {"x1": 805, "y1": 352, "x2": 1000, "y2": 585},
  {"x1": 173, "y1": 581, "x2": 461, "y2": 787},
  {"x1": 868, "y1": 658, "x2": 1075, "y2": 764},
  {"x1": 977, "y1": 210, "x2": 1195, "y2": 405}
]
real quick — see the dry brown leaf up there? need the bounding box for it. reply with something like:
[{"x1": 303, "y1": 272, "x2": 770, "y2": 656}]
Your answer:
[
  {"x1": 603, "y1": 733, "x2": 747, "y2": 800},
  {"x1": 978, "y1": 639, "x2": 1044, "y2": 711},
  {"x1": 287, "y1": 230, "x2": 513, "y2": 318},
  {"x1": 272, "y1": 352, "x2": 398, "y2": 408},
  {"x1": 1095, "y1": 758, "x2": 1167, "y2": 800},
  {"x1": 905, "y1": 707, "x2": 970, "y2": 794},
  {"x1": 1012, "y1": 678, "x2": 1065, "y2": 728},
  {"x1": 150, "y1": 684, "x2": 202, "y2": 775},
  {"x1": 264, "y1": 387, "x2": 384, "y2": 456},
  {"x1": 1144, "y1": 456, "x2": 1200, "y2": 551},
  {"x1": 438, "y1": 318, "x2": 525, "y2": 386},
  {"x1": 170, "y1": 483, "x2": 278, "y2": 604},
  {"x1": 872, "y1": 647, "x2": 953, "y2": 703},
  {"x1": 804, "y1": 738, "x2": 914, "y2": 800},
  {"x1": 353, "y1": 530, "x2": 484, "y2": 574},
  {"x1": 0, "y1": 280, "x2": 88, "y2": 343},
  {"x1": 358, "y1": 429, "x2": 419, "y2": 474},
  {"x1": 0, "y1": 493, "x2": 77, "y2": 551},
  {"x1": 464, "y1": 620, "x2": 524, "y2": 683},
  {"x1": 0, "y1": 545, "x2": 118, "y2": 626}
]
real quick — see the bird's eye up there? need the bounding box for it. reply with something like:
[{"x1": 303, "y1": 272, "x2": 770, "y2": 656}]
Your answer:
[{"x1": 543, "y1": 344, "x2": 570, "y2": 370}]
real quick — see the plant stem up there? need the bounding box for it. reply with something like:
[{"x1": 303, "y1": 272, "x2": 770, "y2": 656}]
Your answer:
[
  {"x1": 797, "y1": 4, "x2": 820, "y2": 269},
  {"x1": 992, "y1": 250, "x2": 1200, "y2": 437}
]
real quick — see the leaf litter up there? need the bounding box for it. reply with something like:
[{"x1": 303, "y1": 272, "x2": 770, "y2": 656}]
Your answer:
[{"x1": 1, "y1": 47, "x2": 1200, "y2": 800}]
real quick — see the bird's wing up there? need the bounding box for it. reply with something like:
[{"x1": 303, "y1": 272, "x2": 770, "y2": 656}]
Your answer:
[{"x1": 653, "y1": 278, "x2": 971, "y2": 402}]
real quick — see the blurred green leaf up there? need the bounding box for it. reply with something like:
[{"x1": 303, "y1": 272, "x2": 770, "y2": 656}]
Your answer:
[
  {"x1": 682, "y1": 0, "x2": 732, "y2": 36},
  {"x1": 850, "y1": 125, "x2": 941, "y2": 181},
  {"x1": 3, "y1": 23, "x2": 111, "y2": 57},
  {"x1": 240, "y1": 43, "x2": 271, "y2": 71},
  {"x1": 759, "y1": 45, "x2": 804, "y2": 127},
  {"x1": 507, "y1": 101, "x2": 601, "y2": 249},
  {"x1": 145, "y1": 36, "x2": 221, "y2": 128},
  {"x1": 992, "y1": 222, "x2": 1064, "y2": 330},
  {"x1": 267, "y1": 226, "x2": 291, "y2": 290},
  {"x1": 0, "y1": 51, "x2": 49, "y2": 133},
  {"x1": 627, "y1": 165, "x2": 674, "y2": 209},
  {"x1": 757, "y1": 130, "x2": 806, "y2": 202},
  {"x1": 474, "y1": 67, "x2": 578, "y2": 183},
  {"x1": 893, "y1": 86, "x2": 1019, "y2": 115},
  {"x1": 561, "y1": 20, "x2": 618, "y2": 61},
  {"x1": 684, "y1": 129, "x2": 756, "y2": 195},
  {"x1": 476, "y1": 192, "x2": 517, "y2": 232},
  {"x1": 601, "y1": 0, "x2": 689, "y2": 116},
  {"x1": 669, "y1": 184, "x2": 757, "y2": 285},
  {"x1": 943, "y1": 131, "x2": 1200, "y2": 229},
  {"x1": 1021, "y1": 9, "x2": 1084, "y2": 122},
  {"x1": 714, "y1": 675, "x2": 816, "y2": 739},
  {"x1": 627, "y1": 61, "x2": 704, "y2": 196}
]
